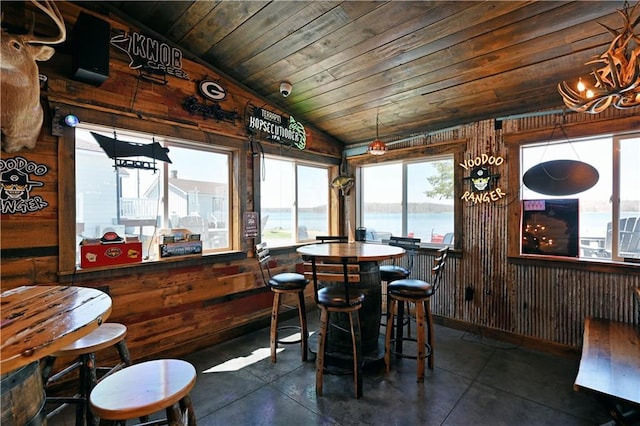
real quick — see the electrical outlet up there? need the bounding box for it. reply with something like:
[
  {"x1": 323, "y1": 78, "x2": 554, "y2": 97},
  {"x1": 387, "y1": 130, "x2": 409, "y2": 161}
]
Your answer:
[{"x1": 465, "y1": 286, "x2": 474, "y2": 301}]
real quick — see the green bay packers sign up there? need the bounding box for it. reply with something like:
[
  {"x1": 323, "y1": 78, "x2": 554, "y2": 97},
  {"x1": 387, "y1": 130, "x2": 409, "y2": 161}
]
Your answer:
[
  {"x1": 246, "y1": 104, "x2": 306, "y2": 150},
  {"x1": 460, "y1": 154, "x2": 506, "y2": 204}
]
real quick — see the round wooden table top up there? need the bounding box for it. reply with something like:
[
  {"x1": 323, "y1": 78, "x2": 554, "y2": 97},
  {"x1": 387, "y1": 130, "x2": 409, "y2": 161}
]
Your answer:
[
  {"x1": 1, "y1": 285, "x2": 112, "y2": 374},
  {"x1": 297, "y1": 241, "x2": 405, "y2": 262}
]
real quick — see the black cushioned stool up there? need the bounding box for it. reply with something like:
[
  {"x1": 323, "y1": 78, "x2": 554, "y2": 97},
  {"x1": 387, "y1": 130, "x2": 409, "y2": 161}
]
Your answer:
[
  {"x1": 385, "y1": 247, "x2": 448, "y2": 382},
  {"x1": 304, "y1": 256, "x2": 364, "y2": 399},
  {"x1": 380, "y1": 236, "x2": 420, "y2": 330},
  {"x1": 41, "y1": 322, "x2": 131, "y2": 426},
  {"x1": 89, "y1": 359, "x2": 196, "y2": 426},
  {"x1": 256, "y1": 242, "x2": 310, "y2": 363}
]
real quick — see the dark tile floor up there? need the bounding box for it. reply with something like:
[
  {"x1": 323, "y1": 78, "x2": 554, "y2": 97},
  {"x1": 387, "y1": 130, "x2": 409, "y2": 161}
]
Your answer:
[{"x1": 48, "y1": 309, "x2": 632, "y2": 426}]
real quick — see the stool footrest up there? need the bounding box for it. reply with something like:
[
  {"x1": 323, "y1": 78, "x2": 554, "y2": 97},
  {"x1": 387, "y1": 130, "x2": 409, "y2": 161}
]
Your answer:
[
  {"x1": 276, "y1": 324, "x2": 304, "y2": 345},
  {"x1": 45, "y1": 360, "x2": 82, "y2": 384},
  {"x1": 389, "y1": 337, "x2": 431, "y2": 360}
]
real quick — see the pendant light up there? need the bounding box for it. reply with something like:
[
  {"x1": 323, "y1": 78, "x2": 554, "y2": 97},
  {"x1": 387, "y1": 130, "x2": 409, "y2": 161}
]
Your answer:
[{"x1": 367, "y1": 112, "x2": 387, "y2": 155}]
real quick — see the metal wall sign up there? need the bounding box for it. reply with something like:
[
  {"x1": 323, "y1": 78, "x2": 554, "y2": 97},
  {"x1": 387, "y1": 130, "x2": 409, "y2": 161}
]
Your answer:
[
  {"x1": 184, "y1": 96, "x2": 238, "y2": 122},
  {"x1": 110, "y1": 30, "x2": 189, "y2": 80},
  {"x1": 245, "y1": 104, "x2": 306, "y2": 150},
  {"x1": 199, "y1": 80, "x2": 227, "y2": 101},
  {"x1": 183, "y1": 79, "x2": 238, "y2": 122},
  {"x1": 460, "y1": 154, "x2": 505, "y2": 204},
  {"x1": 0, "y1": 156, "x2": 49, "y2": 214}
]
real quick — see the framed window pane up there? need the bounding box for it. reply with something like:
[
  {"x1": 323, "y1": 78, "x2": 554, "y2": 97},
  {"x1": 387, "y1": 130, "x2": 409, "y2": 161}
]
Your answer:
[
  {"x1": 407, "y1": 159, "x2": 454, "y2": 243},
  {"x1": 75, "y1": 124, "x2": 232, "y2": 266},
  {"x1": 297, "y1": 164, "x2": 328, "y2": 241},
  {"x1": 166, "y1": 145, "x2": 230, "y2": 251},
  {"x1": 260, "y1": 156, "x2": 329, "y2": 247},
  {"x1": 521, "y1": 137, "x2": 611, "y2": 259},
  {"x1": 361, "y1": 163, "x2": 402, "y2": 241},
  {"x1": 359, "y1": 157, "x2": 454, "y2": 244},
  {"x1": 618, "y1": 135, "x2": 640, "y2": 260},
  {"x1": 520, "y1": 133, "x2": 640, "y2": 262}
]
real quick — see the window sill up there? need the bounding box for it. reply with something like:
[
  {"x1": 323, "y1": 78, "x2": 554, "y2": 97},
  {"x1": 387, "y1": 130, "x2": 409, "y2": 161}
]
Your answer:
[
  {"x1": 508, "y1": 254, "x2": 640, "y2": 274},
  {"x1": 59, "y1": 250, "x2": 247, "y2": 283}
]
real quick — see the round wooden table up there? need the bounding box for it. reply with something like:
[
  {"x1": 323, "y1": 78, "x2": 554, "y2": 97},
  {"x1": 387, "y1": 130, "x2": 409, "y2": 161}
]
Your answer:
[
  {"x1": 1, "y1": 285, "x2": 112, "y2": 426},
  {"x1": 297, "y1": 241, "x2": 405, "y2": 263},
  {"x1": 297, "y1": 242, "x2": 405, "y2": 364}
]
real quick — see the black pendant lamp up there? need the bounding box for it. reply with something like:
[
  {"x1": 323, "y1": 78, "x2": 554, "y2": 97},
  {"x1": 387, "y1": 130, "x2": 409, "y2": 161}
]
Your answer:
[{"x1": 523, "y1": 159, "x2": 599, "y2": 196}]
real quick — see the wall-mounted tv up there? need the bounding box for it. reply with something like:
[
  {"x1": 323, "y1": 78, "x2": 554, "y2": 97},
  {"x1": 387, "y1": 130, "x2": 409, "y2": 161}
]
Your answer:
[{"x1": 521, "y1": 199, "x2": 579, "y2": 257}]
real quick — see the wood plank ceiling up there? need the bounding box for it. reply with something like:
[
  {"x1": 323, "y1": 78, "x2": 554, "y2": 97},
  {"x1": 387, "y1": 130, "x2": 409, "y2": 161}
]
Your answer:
[{"x1": 89, "y1": 1, "x2": 630, "y2": 148}]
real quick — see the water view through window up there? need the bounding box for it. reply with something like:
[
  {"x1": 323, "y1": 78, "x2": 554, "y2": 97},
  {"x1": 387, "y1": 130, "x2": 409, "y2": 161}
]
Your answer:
[
  {"x1": 359, "y1": 158, "x2": 455, "y2": 244},
  {"x1": 521, "y1": 133, "x2": 640, "y2": 261}
]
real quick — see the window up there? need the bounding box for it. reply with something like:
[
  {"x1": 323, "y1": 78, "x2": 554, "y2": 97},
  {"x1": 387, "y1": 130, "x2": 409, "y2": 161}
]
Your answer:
[
  {"x1": 259, "y1": 156, "x2": 329, "y2": 247},
  {"x1": 358, "y1": 156, "x2": 455, "y2": 244},
  {"x1": 520, "y1": 132, "x2": 640, "y2": 261},
  {"x1": 75, "y1": 124, "x2": 232, "y2": 265}
]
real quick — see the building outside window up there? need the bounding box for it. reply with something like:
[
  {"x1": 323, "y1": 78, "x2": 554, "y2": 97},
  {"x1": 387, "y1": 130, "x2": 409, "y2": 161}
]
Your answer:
[
  {"x1": 259, "y1": 156, "x2": 329, "y2": 247},
  {"x1": 357, "y1": 156, "x2": 455, "y2": 244},
  {"x1": 75, "y1": 124, "x2": 232, "y2": 264},
  {"x1": 520, "y1": 132, "x2": 640, "y2": 261}
]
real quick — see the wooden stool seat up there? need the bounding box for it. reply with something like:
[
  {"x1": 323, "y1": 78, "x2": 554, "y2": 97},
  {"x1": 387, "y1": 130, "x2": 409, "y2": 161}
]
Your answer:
[
  {"x1": 42, "y1": 322, "x2": 131, "y2": 426},
  {"x1": 89, "y1": 359, "x2": 197, "y2": 425},
  {"x1": 52, "y1": 323, "x2": 128, "y2": 357}
]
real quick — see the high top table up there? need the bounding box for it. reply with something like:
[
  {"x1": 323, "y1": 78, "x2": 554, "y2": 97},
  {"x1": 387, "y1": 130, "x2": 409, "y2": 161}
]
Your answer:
[
  {"x1": 1, "y1": 285, "x2": 112, "y2": 425},
  {"x1": 297, "y1": 242, "x2": 405, "y2": 364}
]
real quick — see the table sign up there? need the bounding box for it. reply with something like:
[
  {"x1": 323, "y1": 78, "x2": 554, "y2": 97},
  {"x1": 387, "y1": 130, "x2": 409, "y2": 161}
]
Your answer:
[{"x1": 243, "y1": 212, "x2": 258, "y2": 238}]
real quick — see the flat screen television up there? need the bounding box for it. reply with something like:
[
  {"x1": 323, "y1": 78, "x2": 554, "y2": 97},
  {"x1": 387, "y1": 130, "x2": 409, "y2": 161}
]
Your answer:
[{"x1": 521, "y1": 199, "x2": 579, "y2": 257}]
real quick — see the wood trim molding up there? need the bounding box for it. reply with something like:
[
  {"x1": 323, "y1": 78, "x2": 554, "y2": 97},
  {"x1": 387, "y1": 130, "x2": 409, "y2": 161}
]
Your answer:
[{"x1": 503, "y1": 115, "x2": 640, "y2": 146}]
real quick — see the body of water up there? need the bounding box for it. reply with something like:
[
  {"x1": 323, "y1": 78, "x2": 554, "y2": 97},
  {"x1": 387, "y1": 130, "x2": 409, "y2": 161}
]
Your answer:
[{"x1": 262, "y1": 210, "x2": 638, "y2": 242}]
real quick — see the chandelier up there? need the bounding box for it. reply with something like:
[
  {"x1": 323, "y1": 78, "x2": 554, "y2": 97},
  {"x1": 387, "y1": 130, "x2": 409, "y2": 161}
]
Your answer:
[
  {"x1": 558, "y1": 1, "x2": 640, "y2": 113},
  {"x1": 367, "y1": 113, "x2": 387, "y2": 155}
]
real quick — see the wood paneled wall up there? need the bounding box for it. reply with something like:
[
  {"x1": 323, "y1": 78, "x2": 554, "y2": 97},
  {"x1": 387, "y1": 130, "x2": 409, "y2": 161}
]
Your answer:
[
  {"x1": 0, "y1": 2, "x2": 333, "y2": 369},
  {"x1": 376, "y1": 109, "x2": 639, "y2": 353},
  {"x1": 1, "y1": 2, "x2": 639, "y2": 373}
]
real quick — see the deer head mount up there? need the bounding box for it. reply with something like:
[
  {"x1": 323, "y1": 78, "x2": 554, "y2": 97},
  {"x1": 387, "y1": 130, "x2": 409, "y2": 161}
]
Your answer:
[{"x1": 1, "y1": 0, "x2": 66, "y2": 153}]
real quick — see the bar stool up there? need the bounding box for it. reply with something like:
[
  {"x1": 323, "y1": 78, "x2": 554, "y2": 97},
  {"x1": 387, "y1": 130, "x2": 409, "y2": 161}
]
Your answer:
[
  {"x1": 304, "y1": 256, "x2": 364, "y2": 398},
  {"x1": 380, "y1": 236, "x2": 420, "y2": 329},
  {"x1": 41, "y1": 322, "x2": 131, "y2": 426},
  {"x1": 89, "y1": 359, "x2": 197, "y2": 425},
  {"x1": 385, "y1": 247, "x2": 448, "y2": 382},
  {"x1": 255, "y1": 242, "x2": 310, "y2": 363}
]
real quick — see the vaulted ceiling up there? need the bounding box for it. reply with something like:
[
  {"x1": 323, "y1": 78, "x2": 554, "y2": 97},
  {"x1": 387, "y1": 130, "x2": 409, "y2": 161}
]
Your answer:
[{"x1": 85, "y1": 1, "x2": 630, "y2": 148}]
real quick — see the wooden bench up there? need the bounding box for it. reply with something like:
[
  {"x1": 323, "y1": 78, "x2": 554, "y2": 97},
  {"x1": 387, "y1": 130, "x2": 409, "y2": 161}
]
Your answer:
[{"x1": 574, "y1": 317, "x2": 640, "y2": 425}]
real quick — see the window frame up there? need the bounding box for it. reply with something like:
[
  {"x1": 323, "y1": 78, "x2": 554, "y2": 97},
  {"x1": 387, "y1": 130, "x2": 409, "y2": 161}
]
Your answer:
[
  {"x1": 348, "y1": 140, "x2": 466, "y2": 250},
  {"x1": 257, "y1": 153, "x2": 333, "y2": 247},
  {"x1": 58, "y1": 107, "x2": 243, "y2": 275},
  {"x1": 505, "y1": 117, "x2": 640, "y2": 267}
]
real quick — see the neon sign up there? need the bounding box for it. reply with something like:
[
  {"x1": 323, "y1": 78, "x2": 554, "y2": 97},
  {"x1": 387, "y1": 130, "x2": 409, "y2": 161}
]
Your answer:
[{"x1": 460, "y1": 154, "x2": 506, "y2": 204}]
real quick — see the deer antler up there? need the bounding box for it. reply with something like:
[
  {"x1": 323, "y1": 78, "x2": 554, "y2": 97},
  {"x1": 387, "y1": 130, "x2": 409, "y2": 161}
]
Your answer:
[
  {"x1": 24, "y1": 0, "x2": 66, "y2": 45},
  {"x1": 558, "y1": 1, "x2": 640, "y2": 113}
]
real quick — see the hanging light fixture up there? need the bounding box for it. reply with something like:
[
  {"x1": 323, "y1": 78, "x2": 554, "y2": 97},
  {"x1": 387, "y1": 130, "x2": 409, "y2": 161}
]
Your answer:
[
  {"x1": 367, "y1": 112, "x2": 387, "y2": 155},
  {"x1": 558, "y1": 1, "x2": 640, "y2": 114}
]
